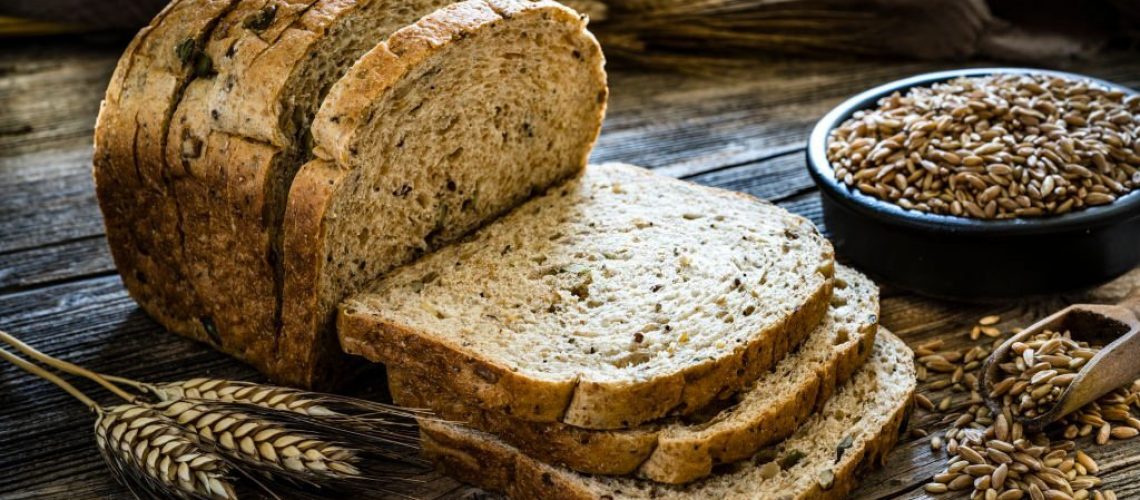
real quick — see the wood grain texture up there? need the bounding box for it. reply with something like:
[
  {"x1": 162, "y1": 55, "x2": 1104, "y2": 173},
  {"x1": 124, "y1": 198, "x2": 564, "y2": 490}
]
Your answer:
[{"x1": 2, "y1": 36, "x2": 1140, "y2": 499}]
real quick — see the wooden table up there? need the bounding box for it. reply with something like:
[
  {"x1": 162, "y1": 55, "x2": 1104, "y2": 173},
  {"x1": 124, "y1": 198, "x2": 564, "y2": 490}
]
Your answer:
[{"x1": 2, "y1": 36, "x2": 1139, "y2": 499}]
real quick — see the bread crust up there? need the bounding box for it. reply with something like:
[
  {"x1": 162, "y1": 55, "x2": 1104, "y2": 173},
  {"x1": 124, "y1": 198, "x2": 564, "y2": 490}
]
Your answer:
[
  {"x1": 418, "y1": 330, "x2": 915, "y2": 500},
  {"x1": 384, "y1": 267, "x2": 876, "y2": 483},
  {"x1": 342, "y1": 273, "x2": 831, "y2": 429},
  {"x1": 94, "y1": 0, "x2": 242, "y2": 350}
]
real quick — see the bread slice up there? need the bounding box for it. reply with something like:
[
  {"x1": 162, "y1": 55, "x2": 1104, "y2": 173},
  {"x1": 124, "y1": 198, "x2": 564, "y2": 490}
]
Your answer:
[
  {"x1": 287, "y1": 0, "x2": 608, "y2": 388},
  {"x1": 387, "y1": 264, "x2": 877, "y2": 483},
  {"x1": 94, "y1": 0, "x2": 240, "y2": 347},
  {"x1": 339, "y1": 163, "x2": 835, "y2": 430},
  {"x1": 419, "y1": 329, "x2": 915, "y2": 500},
  {"x1": 164, "y1": 0, "x2": 455, "y2": 386}
]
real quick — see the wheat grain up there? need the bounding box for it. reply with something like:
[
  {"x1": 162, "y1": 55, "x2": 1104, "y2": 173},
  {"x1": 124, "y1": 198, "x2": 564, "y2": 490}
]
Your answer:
[
  {"x1": 150, "y1": 378, "x2": 338, "y2": 416},
  {"x1": 157, "y1": 400, "x2": 363, "y2": 479},
  {"x1": 915, "y1": 317, "x2": 1133, "y2": 500},
  {"x1": 826, "y1": 73, "x2": 1140, "y2": 219},
  {"x1": 95, "y1": 404, "x2": 237, "y2": 499}
]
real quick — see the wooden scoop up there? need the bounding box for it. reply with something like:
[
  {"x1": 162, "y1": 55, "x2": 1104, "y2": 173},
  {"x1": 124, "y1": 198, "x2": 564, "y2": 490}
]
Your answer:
[{"x1": 980, "y1": 287, "x2": 1140, "y2": 432}]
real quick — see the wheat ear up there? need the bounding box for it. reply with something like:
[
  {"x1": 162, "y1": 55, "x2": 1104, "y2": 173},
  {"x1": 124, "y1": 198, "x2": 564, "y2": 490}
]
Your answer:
[{"x1": 0, "y1": 345, "x2": 241, "y2": 499}]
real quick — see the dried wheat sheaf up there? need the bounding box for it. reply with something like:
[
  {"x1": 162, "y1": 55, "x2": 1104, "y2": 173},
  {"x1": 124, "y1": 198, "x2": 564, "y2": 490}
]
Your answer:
[{"x1": 0, "y1": 329, "x2": 435, "y2": 499}]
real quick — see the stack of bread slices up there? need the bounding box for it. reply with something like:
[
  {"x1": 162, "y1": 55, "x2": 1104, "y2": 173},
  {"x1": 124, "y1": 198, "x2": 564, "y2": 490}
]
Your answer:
[
  {"x1": 95, "y1": 0, "x2": 915, "y2": 497},
  {"x1": 339, "y1": 164, "x2": 917, "y2": 498}
]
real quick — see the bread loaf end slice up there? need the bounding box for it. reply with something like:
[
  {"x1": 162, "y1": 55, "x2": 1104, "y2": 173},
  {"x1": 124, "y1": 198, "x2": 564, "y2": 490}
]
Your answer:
[
  {"x1": 286, "y1": 0, "x2": 608, "y2": 387},
  {"x1": 419, "y1": 329, "x2": 915, "y2": 500},
  {"x1": 387, "y1": 264, "x2": 877, "y2": 482},
  {"x1": 339, "y1": 163, "x2": 835, "y2": 429}
]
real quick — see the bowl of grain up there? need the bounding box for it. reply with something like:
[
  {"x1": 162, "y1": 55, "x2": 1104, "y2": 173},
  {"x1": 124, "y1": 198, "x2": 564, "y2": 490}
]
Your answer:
[{"x1": 807, "y1": 68, "x2": 1140, "y2": 300}]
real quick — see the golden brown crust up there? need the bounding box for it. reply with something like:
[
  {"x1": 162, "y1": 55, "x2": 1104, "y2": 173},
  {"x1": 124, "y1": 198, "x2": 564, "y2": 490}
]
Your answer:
[
  {"x1": 280, "y1": 158, "x2": 349, "y2": 387},
  {"x1": 638, "y1": 314, "x2": 876, "y2": 483},
  {"x1": 94, "y1": 0, "x2": 241, "y2": 348},
  {"x1": 166, "y1": 75, "x2": 283, "y2": 371},
  {"x1": 104, "y1": 0, "x2": 491, "y2": 387},
  {"x1": 418, "y1": 399, "x2": 912, "y2": 500},
  {"x1": 156, "y1": 0, "x2": 330, "y2": 382},
  {"x1": 389, "y1": 368, "x2": 658, "y2": 475},
  {"x1": 421, "y1": 427, "x2": 595, "y2": 500}
]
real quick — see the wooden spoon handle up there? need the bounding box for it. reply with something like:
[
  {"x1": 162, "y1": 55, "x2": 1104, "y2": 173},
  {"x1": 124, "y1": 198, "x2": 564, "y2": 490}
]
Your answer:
[
  {"x1": 1121, "y1": 285, "x2": 1140, "y2": 319},
  {"x1": 1056, "y1": 322, "x2": 1140, "y2": 418}
]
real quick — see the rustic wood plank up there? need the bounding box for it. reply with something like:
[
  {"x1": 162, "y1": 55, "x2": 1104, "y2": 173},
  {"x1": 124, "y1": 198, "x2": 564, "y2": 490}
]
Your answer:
[
  {"x1": 0, "y1": 40, "x2": 118, "y2": 155},
  {"x1": 0, "y1": 236, "x2": 114, "y2": 293},
  {"x1": 0, "y1": 147, "x2": 105, "y2": 254}
]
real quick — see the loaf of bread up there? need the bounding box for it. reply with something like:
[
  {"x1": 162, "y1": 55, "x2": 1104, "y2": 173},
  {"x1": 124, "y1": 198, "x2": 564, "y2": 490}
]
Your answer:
[
  {"x1": 419, "y1": 329, "x2": 915, "y2": 500},
  {"x1": 94, "y1": 0, "x2": 607, "y2": 387},
  {"x1": 339, "y1": 163, "x2": 835, "y2": 429}
]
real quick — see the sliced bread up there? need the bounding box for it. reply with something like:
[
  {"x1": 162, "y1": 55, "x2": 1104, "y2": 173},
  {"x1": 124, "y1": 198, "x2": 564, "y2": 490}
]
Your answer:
[
  {"x1": 387, "y1": 264, "x2": 877, "y2": 483},
  {"x1": 286, "y1": 0, "x2": 608, "y2": 387},
  {"x1": 164, "y1": 0, "x2": 454, "y2": 386},
  {"x1": 387, "y1": 263, "x2": 875, "y2": 482},
  {"x1": 98, "y1": 0, "x2": 605, "y2": 387},
  {"x1": 419, "y1": 329, "x2": 916, "y2": 500},
  {"x1": 338, "y1": 163, "x2": 836, "y2": 430}
]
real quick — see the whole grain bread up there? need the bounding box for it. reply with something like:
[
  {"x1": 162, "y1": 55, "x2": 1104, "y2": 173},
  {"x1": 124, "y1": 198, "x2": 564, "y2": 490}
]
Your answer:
[
  {"x1": 387, "y1": 264, "x2": 877, "y2": 483},
  {"x1": 287, "y1": 0, "x2": 608, "y2": 388},
  {"x1": 419, "y1": 329, "x2": 915, "y2": 500},
  {"x1": 163, "y1": 0, "x2": 454, "y2": 387},
  {"x1": 339, "y1": 163, "x2": 835, "y2": 430},
  {"x1": 97, "y1": 0, "x2": 604, "y2": 387}
]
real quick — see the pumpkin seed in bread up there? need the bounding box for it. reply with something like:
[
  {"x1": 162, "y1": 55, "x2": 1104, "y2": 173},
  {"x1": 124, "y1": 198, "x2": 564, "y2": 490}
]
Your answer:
[{"x1": 339, "y1": 163, "x2": 835, "y2": 430}]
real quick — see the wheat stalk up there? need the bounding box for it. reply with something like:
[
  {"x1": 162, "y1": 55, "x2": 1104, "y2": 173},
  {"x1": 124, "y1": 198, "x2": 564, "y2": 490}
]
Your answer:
[
  {"x1": 0, "y1": 329, "x2": 431, "y2": 498},
  {"x1": 0, "y1": 347, "x2": 240, "y2": 498},
  {"x1": 147, "y1": 378, "x2": 340, "y2": 416}
]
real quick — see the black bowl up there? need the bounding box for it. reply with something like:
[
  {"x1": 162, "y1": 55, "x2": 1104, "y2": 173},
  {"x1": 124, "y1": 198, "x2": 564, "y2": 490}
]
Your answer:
[{"x1": 807, "y1": 68, "x2": 1140, "y2": 301}]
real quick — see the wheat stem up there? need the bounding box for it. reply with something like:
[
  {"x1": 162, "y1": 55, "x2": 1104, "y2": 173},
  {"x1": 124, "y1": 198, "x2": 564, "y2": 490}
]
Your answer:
[
  {"x1": 101, "y1": 373, "x2": 148, "y2": 391},
  {"x1": 0, "y1": 328, "x2": 138, "y2": 402},
  {"x1": 0, "y1": 346, "x2": 99, "y2": 411}
]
